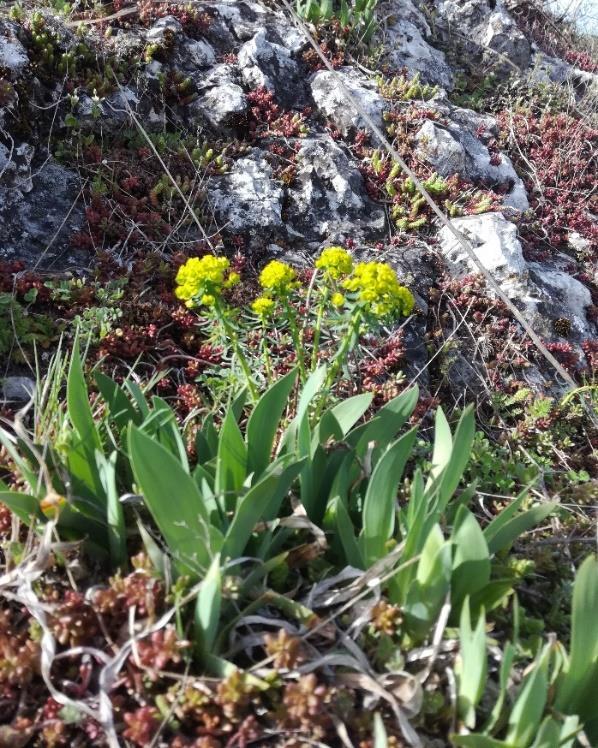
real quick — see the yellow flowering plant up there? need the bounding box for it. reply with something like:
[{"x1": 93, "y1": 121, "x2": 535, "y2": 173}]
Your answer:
[
  {"x1": 251, "y1": 296, "x2": 276, "y2": 382},
  {"x1": 343, "y1": 261, "x2": 415, "y2": 319},
  {"x1": 175, "y1": 254, "x2": 257, "y2": 398},
  {"x1": 175, "y1": 255, "x2": 240, "y2": 309},
  {"x1": 310, "y1": 247, "x2": 353, "y2": 369},
  {"x1": 175, "y1": 249, "x2": 415, "y2": 403},
  {"x1": 257, "y1": 260, "x2": 306, "y2": 380},
  {"x1": 324, "y1": 259, "x2": 415, "y2": 391},
  {"x1": 314, "y1": 246, "x2": 354, "y2": 280},
  {"x1": 258, "y1": 260, "x2": 298, "y2": 297}
]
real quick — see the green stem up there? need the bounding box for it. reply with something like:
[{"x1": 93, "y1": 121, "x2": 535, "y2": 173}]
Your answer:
[
  {"x1": 326, "y1": 308, "x2": 363, "y2": 391},
  {"x1": 217, "y1": 305, "x2": 258, "y2": 401},
  {"x1": 261, "y1": 321, "x2": 273, "y2": 384},
  {"x1": 310, "y1": 288, "x2": 329, "y2": 372},
  {"x1": 283, "y1": 299, "x2": 306, "y2": 382}
]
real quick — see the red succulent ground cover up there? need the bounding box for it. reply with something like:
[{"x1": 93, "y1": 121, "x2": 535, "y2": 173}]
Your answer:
[{"x1": 498, "y1": 109, "x2": 598, "y2": 255}]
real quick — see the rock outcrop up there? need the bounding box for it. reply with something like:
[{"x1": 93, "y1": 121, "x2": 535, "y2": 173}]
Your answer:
[{"x1": 0, "y1": 0, "x2": 596, "y2": 390}]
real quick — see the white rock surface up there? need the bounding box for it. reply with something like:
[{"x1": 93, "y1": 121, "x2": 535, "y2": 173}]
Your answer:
[
  {"x1": 439, "y1": 213, "x2": 592, "y2": 337},
  {"x1": 376, "y1": 0, "x2": 454, "y2": 88},
  {"x1": 195, "y1": 83, "x2": 247, "y2": 127},
  {"x1": 208, "y1": 155, "x2": 283, "y2": 234},
  {"x1": 439, "y1": 213, "x2": 527, "y2": 277},
  {"x1": 238, "y1": 30, "x2": 300, "y2": 102},
  {"x1": 528, "y1": 266, "x2": 593, "y2": 336},
  {"x1": 529, "y1": 52, "x2": 598, "y2": 97},
  {"x1": 288, "y1": 136, "x2": 386, "y2": 240},
  {"x1": 435, "y1": 0, "x2": 531, "y2": 72},
  {"x1": 184, "y1": 38, "x2": 217, "y2": 68},
  {"x1": 310, "y1": 67, "x2": 385, "y2": 135},
  {"x1": 146, "y1": 15, "x2": 183, "y2": 42},
  {"x1": 0, "y1": 21, "x2": 29, "y2": 78},
  {"x1": 416, "y1": 120, "x2": 529, "y2": 211}
]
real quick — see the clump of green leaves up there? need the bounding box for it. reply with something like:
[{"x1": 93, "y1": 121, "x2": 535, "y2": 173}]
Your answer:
[
  {"x1": 0, "y1": 292, "x2": 60, "y2": 360},
  {"x1": 296, "y1": 0, "x2": 378, "y2": 43},
  {"x1": 376, "y1": 71, "x2": 438, "y2": 101}
]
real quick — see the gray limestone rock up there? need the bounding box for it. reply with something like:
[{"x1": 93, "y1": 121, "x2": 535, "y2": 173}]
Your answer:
[
  {"x1": 287, "y1": 136, "x2": 386, "y2": 241},
  {"x1": 0, "y1": 159, "x2": 87, "y2": 270},
  {"x1": 415, "y1": 119, "x2": 529, "y2": 211},
  {"x1": 238, "y1": 30, "x2": 301, "y2": 107},
  {"x1": 0, "y1": 20, "x2": 29, "y2": 79},
  {"x1": 208, "y1": 154, "x2": 284, "y2": 236},
  {"x1": 310, "y1": 67, "x2": 385, "y2": 135}
]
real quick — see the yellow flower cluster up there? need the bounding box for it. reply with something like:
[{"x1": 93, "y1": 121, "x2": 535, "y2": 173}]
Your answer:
[
  {"x1": 258, "y1": 260, "x2": 297, "y2": 296},
  {"x1": 331, "y1": 292, "x2": 345, "y2": 308},
  {"x1": 315, "y1": 246, "x2": 353, "y2": 280},
  {"x1": 251, "y1": 296, "x2": 275, "y2": 318},
  {"x1": 175, "y1": 255, "x2": 239, "y2": 307},
  {"x1": 343, "y1": 261, "x2": 415, "y2": 318}
]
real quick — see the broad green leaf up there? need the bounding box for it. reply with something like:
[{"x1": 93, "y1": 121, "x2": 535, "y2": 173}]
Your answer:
[
  {"x1": 394, "y1": 469, "x2": 427, "y2": 602},
  {"x1": 67, "y1": 337, "x2": 101, "y2": 452},
  {"x1": 404, "y1": 525, "x2": 451, "y2": 639},
  {"x1": 151, "y1": 397, "x2": 189, "y2": 470},
  {"x1": 246, "y1": 368, "x2": 297, "y2": 477},
  {"x1": 361, "y1": 427, "x2": 417, "y2": 566},
  {"x1": 346, "y1": 386, "x2": 419, "y2": 456},
  {"x1": 66, "y1": 338, "x2": 105, "y2": 501},
  {"x1": 469, "y1": 580, "x2": 515, "y2": 617},
  {"x1": 0, "y1": 490, "x2": 45, "y2": 525},
  {"x1": 194, "y1": 555, "x2": 221, "y2": 657},
  {"x1": 340, "y1": 0, "x2": 349, "y2": 24},
  {"x1": 483, "y1": 641, "x2": 515, "y2": 733},
  {"x1": 280, "y1": 365, "x2": 327, "y2": 452},
  {"x1": 222, "y1": 457, "x2": 304, "y2": 560},
  {"x1": 556, "y1": 554, "x2": 598, "y2": 724},
  {"x1": 331, "y1": 495, "x2": 364, "y2": 569},
  {"x1": 531, "y1": 716, "x2": 580, "y2": 748},
  {"x1": 129, "y1": 425, "x2": 212, "y2": 576},
  {"x1": 230, "y1": 387, "x2": 248, "y2": 421},
  {"x1": 482, "y1": 488, "x2": 527, "y2": 543},
  {"x1": 486, "y1": 503, "x2": 556, "y2": 555},
  {"x1": 425, "y1": 407, "x2": 452, "y2": 490},
  {"x1": 451, "y1": 506, "x2": 491, "y2": 614},
  {"x1": 0, "y1": 429, "x2": 40, "y2": 496},
  {"x1": 97, "y1": 451, "x2": 126, "y2": 569},
  {"x1": 451, "y1": 736, "x2": 510, "y2": 747},
  {"x1": 328, "y1": 392, "x2": 373, "y2": 436},
  {"x1": 137, "y1": 517, "x2": 169, "y2": 579},
  {"x1": 437, "y1": 405, "x2": 475, "y2": 512},
  {"x1": 215, "y1": 409, "x2": 247, "y2": 500},
  {"x1": 124, "y1": 380, "x2": 150, "y2": 419},
  {"x1": 320, "y1": 0, "x2": 333, "y2": 19},
  {"x1": 196, "y1": 416, "x2": 219, "y2": 463},
  {"x1": 94, "y1": 372, "x2": 139, "y2": 431},
  {"x1": 456, "y1": 599, "x2": 487, "y2": 729},
  {"x1": 311, "y1": 410, "x2": 344, "y2": 456},
  {"x1": 506, "y1": 645, "x2": 550, "y2": 747}
]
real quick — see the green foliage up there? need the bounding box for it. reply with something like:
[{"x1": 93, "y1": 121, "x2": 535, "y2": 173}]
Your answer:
[
  {"x1": 376, "y1": 71, "x2": 438, "y2": 101},
  {"x1": 296, "y1": 0, "x2": 378, "y2": 42},
  {"x1": 0, "y1": 292, "x2": 60, "y2": 360},
  {"x1": 451, "y1": 555, "x2": 598, "y2": 745},
  {"x1": 1, "y1": 343, "x2": 596, "y2": 741}
]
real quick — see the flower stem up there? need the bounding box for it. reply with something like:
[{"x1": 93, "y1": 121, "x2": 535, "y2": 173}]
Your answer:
[
  {"x1": 326, "y1": 308, "x2": 362, "y2": 391},
  {"x1": 217, "y1": 304, "x2": 258, "y2": 400},
  {"x1": 261, "y1": 322, "x2": 273, "y2": 384},
  {"x1": 310, "y1": 287, "x2": 329, "y2": 372},
  {"x1": 284, "y1": 300, "x2": 306, "y2": 382}
]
